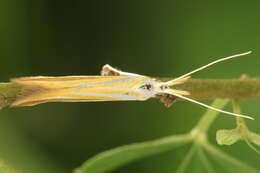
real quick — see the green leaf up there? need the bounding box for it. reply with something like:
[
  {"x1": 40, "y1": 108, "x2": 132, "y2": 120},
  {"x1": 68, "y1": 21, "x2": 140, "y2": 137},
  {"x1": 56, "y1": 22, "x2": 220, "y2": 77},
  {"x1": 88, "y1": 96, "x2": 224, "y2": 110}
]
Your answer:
[
  {"x1": 194, "y1": 99, "x2": 229, "y2": 133},
  {"x1": 75, "y1": 134, "x2": 192, "y2": 173},
  {"x1": 216, "y1": 129, "x2": 242, "y2": 145}
]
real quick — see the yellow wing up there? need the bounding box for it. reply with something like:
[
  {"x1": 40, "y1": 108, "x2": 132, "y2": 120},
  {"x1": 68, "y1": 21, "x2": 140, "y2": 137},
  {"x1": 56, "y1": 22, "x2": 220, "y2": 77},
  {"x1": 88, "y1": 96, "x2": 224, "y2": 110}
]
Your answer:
[{"x1": 11, "y1": 75, "x2": 149, "y2": 106}]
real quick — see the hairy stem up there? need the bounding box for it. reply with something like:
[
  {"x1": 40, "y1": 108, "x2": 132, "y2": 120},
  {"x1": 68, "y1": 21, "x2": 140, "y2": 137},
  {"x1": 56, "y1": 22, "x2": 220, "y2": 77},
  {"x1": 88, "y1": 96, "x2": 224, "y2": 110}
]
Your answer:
[
  {"x1": 172, "y1": 77, "x2": 260, "y2": 99},
  {"x1": 1, "y1": 77, "x2": 260, "y2": 108},
  {"x1": 0, "y1": 83, "x2": 22, "y2": 108}
]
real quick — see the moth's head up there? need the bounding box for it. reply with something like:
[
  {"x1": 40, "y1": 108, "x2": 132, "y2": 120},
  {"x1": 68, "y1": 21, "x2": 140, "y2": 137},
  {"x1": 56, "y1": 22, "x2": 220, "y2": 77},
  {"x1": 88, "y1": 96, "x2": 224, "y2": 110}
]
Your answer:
[
  {"x1": 138, "y1": 77, "x2": 190, "y2": 98},
  {"x1": 138, "y1": 79, "x2": 187, "y2": 107},
  {"x1": 137, "y1": 78, "x2": 161, "y2": 98}
]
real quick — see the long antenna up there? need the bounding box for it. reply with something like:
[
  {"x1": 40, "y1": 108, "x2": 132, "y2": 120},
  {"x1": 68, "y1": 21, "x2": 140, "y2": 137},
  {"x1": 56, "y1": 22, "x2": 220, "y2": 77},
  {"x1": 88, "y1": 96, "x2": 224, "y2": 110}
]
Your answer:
[
  {"x1": 170, "y1": 91, "x2": 254, "y2": 120},
  {"x1": 170, "y1": 51, "x2": 252, "y2": 83}
]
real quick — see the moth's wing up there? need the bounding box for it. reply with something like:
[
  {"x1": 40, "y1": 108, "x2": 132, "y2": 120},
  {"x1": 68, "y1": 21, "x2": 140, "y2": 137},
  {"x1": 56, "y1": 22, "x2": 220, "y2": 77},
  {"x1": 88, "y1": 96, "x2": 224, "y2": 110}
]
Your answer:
[
  {"x1": 101, "y1": 64, "x2": 144, "y2": 77},
  {"x1": 11, "y1": 75, "x2": 150, "y2": 107}
]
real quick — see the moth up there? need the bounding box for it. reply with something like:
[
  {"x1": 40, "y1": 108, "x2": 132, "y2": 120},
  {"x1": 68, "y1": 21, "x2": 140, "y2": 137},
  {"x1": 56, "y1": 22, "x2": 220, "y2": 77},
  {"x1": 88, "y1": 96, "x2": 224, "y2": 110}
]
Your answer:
[{"x1": 11, "y1": 51, "x2": 253, "y2": 119}]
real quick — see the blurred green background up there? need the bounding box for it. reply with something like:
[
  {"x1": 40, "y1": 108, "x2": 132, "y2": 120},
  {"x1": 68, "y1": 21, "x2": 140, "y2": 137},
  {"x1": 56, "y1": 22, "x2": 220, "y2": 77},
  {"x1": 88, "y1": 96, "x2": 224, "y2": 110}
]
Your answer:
[{"x1": 0, "y1": 0, "x2": 260, "y2": 173}]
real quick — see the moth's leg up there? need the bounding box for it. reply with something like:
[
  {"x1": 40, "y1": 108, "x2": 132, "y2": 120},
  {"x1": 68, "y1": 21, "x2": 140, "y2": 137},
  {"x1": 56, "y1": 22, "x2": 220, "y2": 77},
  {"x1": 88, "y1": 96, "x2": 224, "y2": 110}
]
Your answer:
[
  {"x1": 156, "y1": 89, "x2": 189, "y2": 107},
  {"x1": 156, "y1": 93, "x2": 178, "y2": 107},
  {"x1": 101, "y1": 64, "x2": 144, "y2": 77}
]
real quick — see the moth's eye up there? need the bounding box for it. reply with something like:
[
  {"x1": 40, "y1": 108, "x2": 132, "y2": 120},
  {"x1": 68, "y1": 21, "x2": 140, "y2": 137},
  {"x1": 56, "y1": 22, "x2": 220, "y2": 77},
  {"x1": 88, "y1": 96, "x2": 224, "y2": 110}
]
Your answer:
[{"x1": 140, "y1": 83, "x2": 153, "y2": 90}]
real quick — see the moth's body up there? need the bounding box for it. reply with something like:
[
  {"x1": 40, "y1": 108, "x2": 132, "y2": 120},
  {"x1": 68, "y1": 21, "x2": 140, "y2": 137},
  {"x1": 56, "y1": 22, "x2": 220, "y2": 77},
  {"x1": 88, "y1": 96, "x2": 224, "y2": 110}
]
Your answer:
[
  {"x1": 11, "y1": 51, "x2": 253, "y2": 119},
  {"x1": 12, "y1": 75, "x2": 166, "y2": 106}
]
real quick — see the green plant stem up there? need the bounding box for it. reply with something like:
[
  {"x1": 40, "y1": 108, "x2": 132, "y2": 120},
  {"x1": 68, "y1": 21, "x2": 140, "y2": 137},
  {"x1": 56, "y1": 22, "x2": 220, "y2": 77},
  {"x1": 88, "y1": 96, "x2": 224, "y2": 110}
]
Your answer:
[
  {"x1": 75, "y1": 99, "x2": 258, "y2": 173},
  {"x1": 232, "y1": 99, "x2": 247, "y2": 127},
  {"x1": 0, "y1": 83, "x2": 22, "y2": 108},
  {"x1": 232, "y1": 99, "x2": 260, "y2": 154},
  {"x1": 1, "y1": 77, "x2": 260, "y2": 108},
  {"x1": 250, "y1": 132, "x2": 260, "y2": 146},
  {"x1": 194, "y1": 99, "x2": 229, "y2": 133},
  {"x1": 75, "y1": 134, "x2": 193, "y2": 173},
  {"x1": 176, "y1": 144, "x2": 198, "y2": 173},
  {"x1": 204, "y1": 142, "x2": 259, "y2": 173},
  {"x1": 172, "y1": 77, "x2": 260, "y2": 99},
  {"x1": 197, "y1": 147, "x2": 215, "y2": 173}
]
